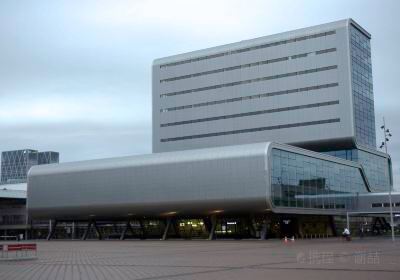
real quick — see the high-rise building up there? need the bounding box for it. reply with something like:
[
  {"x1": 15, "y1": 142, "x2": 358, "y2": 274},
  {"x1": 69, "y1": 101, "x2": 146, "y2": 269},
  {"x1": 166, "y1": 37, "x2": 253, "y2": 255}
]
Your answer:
[
  {"x1": 153, "y1": 19, "x2": 374, "y2": 151},
  {"x1": 152, "y1": 18, "x2": 391, "y2": 192},
  {"x1": 1, "y1": 149, "x2": 59, "y2": 184}
]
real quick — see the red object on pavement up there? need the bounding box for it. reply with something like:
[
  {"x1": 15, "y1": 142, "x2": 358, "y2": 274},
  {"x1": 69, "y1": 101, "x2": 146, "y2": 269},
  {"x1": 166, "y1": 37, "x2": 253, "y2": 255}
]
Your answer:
[
  {"x1": 21, "y1": 244, "x2": 37, "y2": 251},
  {"x1": 7, "y1": 244, "x2": 22, "y2": 251},
  {"x1": 1, "y1": 243, "x2": 37, "y2": 252}
]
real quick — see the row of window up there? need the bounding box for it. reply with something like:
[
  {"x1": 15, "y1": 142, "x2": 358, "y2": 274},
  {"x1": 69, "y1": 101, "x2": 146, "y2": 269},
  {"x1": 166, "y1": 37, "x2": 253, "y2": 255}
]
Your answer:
[
  {"x1": 159, "y1": 30, "x2": 336, "y2": 68},
  {"x1": 160, "y1": 83, "x2": 339, "y2": 113},
  {"x1": 160, "y1": 100, "x2": 339, "y2": 127},
  {"x1": 0, "y1": 215, "x2": 26, "y2": 225},
  {"x1": 371, "y1": 202, "x2": 400, "y2": 208},
  {"x1": 160, "y1": 65, "x2": 338, "y2": 98},
  {"x1": 159, "y1": 48, "x2": 337, "y2": 83},
  {"x1": 160, "y1": 118, "x2": 340, "y2": 142}
]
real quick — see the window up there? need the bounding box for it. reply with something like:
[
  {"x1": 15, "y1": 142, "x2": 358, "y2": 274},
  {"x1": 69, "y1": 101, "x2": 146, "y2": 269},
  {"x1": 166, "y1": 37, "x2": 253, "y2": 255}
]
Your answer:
[
  {"x1": 160, "y1": 83, "x2": 339, "y2": 113},
  {"x1": 159, "y1": 30, "x2": 336, "y2": 68},
  {"x1": 160, "y1": 101, "x2": 339, "y2": 127},
  {"x1": 160, "y1": 118, "x2": 340, "y2": 142},
  {"x1": 159, "y1": 48, "x2": 337, "y2": 84},
  {"x1": 271, "y1": 148, "x2": 368, "y2": 210},
  {"x1": 160, "y1": 65, "x2": 338, "y2": 98}
]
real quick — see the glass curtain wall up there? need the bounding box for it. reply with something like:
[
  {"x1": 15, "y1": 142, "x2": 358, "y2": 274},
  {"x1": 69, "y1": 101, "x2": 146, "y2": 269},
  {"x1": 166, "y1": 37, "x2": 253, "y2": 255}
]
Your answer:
[
  {"x1": 323, "y1": 149, "x2": 392, "y2": 192},
  {"x1": 271, "y1": 148, "x2": 368, "y2": 210},
  {"x1": 350, "y1": 24, "x2": 376, "y2": 148}
]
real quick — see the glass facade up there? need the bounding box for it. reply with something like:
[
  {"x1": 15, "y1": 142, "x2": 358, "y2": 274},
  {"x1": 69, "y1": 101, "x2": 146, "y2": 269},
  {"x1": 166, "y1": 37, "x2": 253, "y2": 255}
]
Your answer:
[
  {"x1": 1, "y1": 150, "x2": 38, "y2": 184},
  {"x1": 322, "y1": 149, "x2": 391, "y2": 192},
  {"x1": 38, "y1": 151, "x2": 59, "y2": 165},
  {"x1": 271, "y1": 148, "x2": 368, "y2": 210},
  {"x1": 350, "y1": 24, "x2": 376, "y2": 148},
  {"x1": 1, "y1": 149, "x2": 59, "y2": 184}
]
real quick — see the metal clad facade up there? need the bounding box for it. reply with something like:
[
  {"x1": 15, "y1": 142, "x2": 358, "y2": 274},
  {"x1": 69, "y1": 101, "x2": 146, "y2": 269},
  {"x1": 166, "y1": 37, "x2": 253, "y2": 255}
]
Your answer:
[
  {"x1": 27, "y1": 142, "x2": 372, "y2": 220},
  {"x1": 27, "y1": 143, "x2": 271, "y2": 220},
  {"x1": 153, "y1": 19, "x2": 356, "y2": 153}
]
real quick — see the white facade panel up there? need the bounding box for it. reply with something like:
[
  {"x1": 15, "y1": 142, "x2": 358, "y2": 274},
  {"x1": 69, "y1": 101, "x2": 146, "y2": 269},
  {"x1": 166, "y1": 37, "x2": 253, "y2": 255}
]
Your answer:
[{"x1": 153, "y1": 19, "x2": 373, "y2": 153}]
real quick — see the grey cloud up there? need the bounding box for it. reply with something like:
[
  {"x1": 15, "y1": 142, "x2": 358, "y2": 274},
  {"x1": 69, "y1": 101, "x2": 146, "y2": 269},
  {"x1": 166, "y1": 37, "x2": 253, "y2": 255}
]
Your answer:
[{"x1": 0, "y1": 122, "x2": 152, "y2": 163}]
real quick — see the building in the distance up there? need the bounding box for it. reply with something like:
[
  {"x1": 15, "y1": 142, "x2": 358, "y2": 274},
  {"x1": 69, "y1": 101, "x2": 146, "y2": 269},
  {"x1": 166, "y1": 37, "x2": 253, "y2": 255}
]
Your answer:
[
  {"x1": 27, "y1": 19, "x2": 398, "y2": 240},
  {"x1": 1, "y1": 149, "x2": 59, "y2": 184},
  {"x1": 38, "y1": 151, "x2": 59, "y2": 165},
  {"x1": 0, "y1": 149, "x2": 59, "y2": 239}
]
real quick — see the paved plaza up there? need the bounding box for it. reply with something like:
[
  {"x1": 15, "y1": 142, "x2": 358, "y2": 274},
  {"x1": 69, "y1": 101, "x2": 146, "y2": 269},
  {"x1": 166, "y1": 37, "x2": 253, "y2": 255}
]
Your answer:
[{"x1": 1, "y1": 238, "x2": 400, "y2": 280}]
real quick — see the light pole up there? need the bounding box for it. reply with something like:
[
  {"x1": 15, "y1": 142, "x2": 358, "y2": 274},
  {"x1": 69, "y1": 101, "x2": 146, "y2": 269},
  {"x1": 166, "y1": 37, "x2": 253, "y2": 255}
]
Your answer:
[{"x1": 379, "y1": 117, "x2": 395, "y2": 241}]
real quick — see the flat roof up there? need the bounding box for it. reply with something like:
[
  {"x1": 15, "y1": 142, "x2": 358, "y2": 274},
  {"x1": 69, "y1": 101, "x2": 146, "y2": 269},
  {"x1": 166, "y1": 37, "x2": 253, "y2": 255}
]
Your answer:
[
  {"x1": 0, "y1": 188, "x2": 27, "y2": 199},
  {"x1": 154, "y1": 19, "x2": 357, "y2": 66}
]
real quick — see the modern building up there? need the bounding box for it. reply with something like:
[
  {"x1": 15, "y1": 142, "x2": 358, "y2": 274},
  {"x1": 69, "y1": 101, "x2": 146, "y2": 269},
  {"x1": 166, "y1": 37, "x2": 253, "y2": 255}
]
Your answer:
[
  {"x1": 26, "y1": 19, "x2": 397, "y2": 240},
  {"x1": 153, "y1": 19, "x2": 374, "y2": 152},
  {"x1": 0, "y1": 149, "x2": 58, "y2": 239},
  {"x1": 27, "y1": 142, "x2": 399, "y2": 239},
  {"x1": 153, "y1": 18, "x2": 391, "y2": 193},
  {"x1": 38, "y1": 151, "x2": 59, "y2": 165},
  {"x1": 1, "y1": 149, "x2": 59, "y2": 184},
  {"x1": 0, "y1": 185, "x2": 28, "y2": 239}
]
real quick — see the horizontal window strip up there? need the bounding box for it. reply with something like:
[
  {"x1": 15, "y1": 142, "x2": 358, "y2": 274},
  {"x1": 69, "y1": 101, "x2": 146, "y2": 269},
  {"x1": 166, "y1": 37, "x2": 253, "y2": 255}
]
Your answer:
[
  {"x1": 159, "y1": 30, "x2": 336, "y2": 69},
  {"x1": 161, "y1": 65, "x2": 338, "y2": 98},
  {"x1": 161, "y1": 83, "x2": 339, "y2": 112},
  {"x1": 316, "y1": 48, "x2": 337, "y2": 55},
  {"x1": 160, "y1": 48, "x2": 337, "y2": 83},
  {"x1": 161, "y1": 100, "x2": 339, "y2": 127},
  {"x1": 160, "y1": 118, "x2": 341, "y2": 142},
  {"x1": 160, "y1": 57, "x2": 288, "y2": 83}
]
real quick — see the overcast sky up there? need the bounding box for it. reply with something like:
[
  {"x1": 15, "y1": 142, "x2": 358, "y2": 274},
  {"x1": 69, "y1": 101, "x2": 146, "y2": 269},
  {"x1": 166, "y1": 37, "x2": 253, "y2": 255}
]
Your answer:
[{"x1": 1, "y1": 0, "x2": 399, "y2": 187}]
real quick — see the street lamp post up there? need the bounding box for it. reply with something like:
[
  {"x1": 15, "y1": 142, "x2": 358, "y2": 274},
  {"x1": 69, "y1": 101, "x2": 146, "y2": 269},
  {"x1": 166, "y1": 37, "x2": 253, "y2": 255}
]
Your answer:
[{"x1": 379, "y1": 117, "x2": 395, "y2": 241}]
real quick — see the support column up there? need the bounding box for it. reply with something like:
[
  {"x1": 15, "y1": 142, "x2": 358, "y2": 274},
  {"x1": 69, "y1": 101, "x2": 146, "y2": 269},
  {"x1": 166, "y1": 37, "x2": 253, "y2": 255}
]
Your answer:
[
  {"x1": 71, "y1": 221, "x2": 75, "y2": 240},
  {"x1": 260, "y1": 219, "x2": 268, "y2": 240},
  {"x1": 120, "y1": 222, "x2": 128, "y2": 240},
  {"x1": 93, "y1": 221, "x2": 102, "y2": 240},
  {"x1": 208, "y1": 215, "x2": 217, "y2": 240},
  {"x1": 120, "y1": 220, "x2": 135, "y2": 240},
  {"x1": 172, "y1": 219, "x2": 181, "y2": 238},
  {"x1": 329, "y1": 216, "x2": 337, "y2": 237},
  {"x1": 82, "y1": 221, "x2": 93, "y2": 240},
  {"x1": 46, "y1": 219, "x2": 58, "y2": 240},
  {"x1": 162, "y1": 218, "x2": 172, "y2": 240},
  {"x1": 247, "y1": 215, "x2": 257, "y2": 238},
  {"x1": 139, "y1": 219, "x2": 146, "y2": 239}
]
